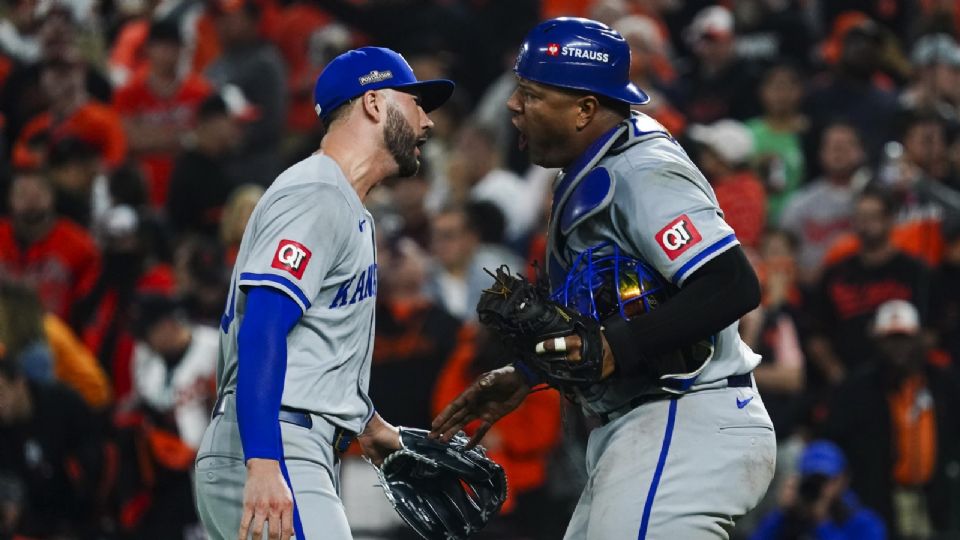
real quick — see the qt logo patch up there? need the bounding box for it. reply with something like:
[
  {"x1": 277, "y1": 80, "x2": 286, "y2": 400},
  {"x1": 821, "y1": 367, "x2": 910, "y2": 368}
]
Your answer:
[
  {"x1": 546, "y1": 43, "x2": 560, "y2": 56},
  {"x1": 271, "y1": 240, "x2": 312, "y2": 279},
  {"x1": 656, "y1": 215, "x2": 702, "y2": 260}
]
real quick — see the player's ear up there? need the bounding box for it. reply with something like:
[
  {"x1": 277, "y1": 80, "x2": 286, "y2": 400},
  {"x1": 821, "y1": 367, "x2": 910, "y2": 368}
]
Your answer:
[
  {"x1": 575, "y1": 95, "x2": 599, "y2": 131},
  {"x1": 360, "y1": 90, "x2": 383, "y2": 123}
]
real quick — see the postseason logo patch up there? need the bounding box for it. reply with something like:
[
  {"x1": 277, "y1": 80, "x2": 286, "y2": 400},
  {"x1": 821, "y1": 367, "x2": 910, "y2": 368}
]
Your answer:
[
  {"x1": 359, "y1": 70, "x2": 393, "y2": 86},
  {"x1": 271, "y1": 240, "x2": 312, "y2": 279},
  {"x1": 655, "y1": 215, "x2": 702, "y2": 260}
]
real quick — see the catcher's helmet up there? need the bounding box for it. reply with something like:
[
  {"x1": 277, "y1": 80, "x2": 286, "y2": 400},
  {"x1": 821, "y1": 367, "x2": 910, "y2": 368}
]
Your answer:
[
  {"x1": 552, "y1": 242, "x2": 665, "y2": 321},
  {"x1": 552, "y1": 242, "x2": 715, "y2": 393},
  {"x1": 514, "y1": 17, "x2": 649, "y2": 105}
]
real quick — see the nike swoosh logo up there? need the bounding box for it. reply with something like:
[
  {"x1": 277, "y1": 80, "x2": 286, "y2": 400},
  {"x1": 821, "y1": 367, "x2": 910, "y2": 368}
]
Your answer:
[
  {"x1": 359, "y1": 219, "x2": 366, "y2": 232},
  {"x1": 736, "y1": 396, "x2": 754, "y2": 409}
]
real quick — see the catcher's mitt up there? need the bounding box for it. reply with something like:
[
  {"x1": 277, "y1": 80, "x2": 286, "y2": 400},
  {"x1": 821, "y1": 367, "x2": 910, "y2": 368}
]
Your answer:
[
  {"x1": 476, "y1": 266, "x2": 605, "y2": 387},
  {"x1": 372, "y1": 428, "x2": 507, "y2": 540}
]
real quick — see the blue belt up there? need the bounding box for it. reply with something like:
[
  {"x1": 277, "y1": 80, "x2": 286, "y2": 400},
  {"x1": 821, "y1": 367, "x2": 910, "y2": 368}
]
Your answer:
[
  {"x1": 598, "y1": 373, "x2": 754, "y2": 425},
  {"x1": 212, "y1": 392, "x2": 356, "y2": 454}
]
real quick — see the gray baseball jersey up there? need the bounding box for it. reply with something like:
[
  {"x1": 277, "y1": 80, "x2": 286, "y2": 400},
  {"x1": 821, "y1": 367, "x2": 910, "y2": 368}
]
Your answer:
[
  {"x1": 547, "y1": 113, "x2": 761, "y2": 415},
  {"x1": 548, "y1": 113, "x2": 776, "y2": 540},
  {"x1": 217, "y1": 152, "x2": 377, "y2": 433}
]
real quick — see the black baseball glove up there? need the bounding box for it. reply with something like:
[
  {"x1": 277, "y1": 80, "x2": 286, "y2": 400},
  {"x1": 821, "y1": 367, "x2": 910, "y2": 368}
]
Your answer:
[
  {"x1": 373, "y1": 428, "x2": 507, "y2": 540},
  {"x1": 475, "y1": 266, "x2": 605, "y2": 387}
]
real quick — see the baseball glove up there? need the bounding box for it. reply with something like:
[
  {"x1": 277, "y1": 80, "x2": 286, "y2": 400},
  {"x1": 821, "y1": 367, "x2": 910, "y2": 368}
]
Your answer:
[
  {"x1": 372, "y1": 428, "x2": 507, "y2": 540},
  {"x1": 476, "y1": 266, "x2": 605, "y2": 387}
]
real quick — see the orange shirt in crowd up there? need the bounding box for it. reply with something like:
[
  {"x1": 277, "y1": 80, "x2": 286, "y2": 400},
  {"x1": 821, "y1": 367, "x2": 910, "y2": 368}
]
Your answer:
[
  {"x1": 109, "y1": 18, "x2": 151, "y2": 86},
  {"x1": 44, "y1": 313, "x2": 113, "y2": 409},
  {"x1": 12, "y1": 102, "x2": 128, "y2": 171},
  {"x1": 114, "y1": 72, "x2": 213, "y2": 207},
  {"x1": 822, "y1": 220, "x2": 944, "y2": 269},
  {"x1": 432, "y1": 325, "x2": 562, "y2": 513},
  {"x1": 889, "y1": 375, "x2": 937, "y2": 487},
  {"x1": 0, "y1": 218, "x2": 101, "y2": 321},
  {"x1": 712, "y1": 171, "x2": 767, "y2": 249}
]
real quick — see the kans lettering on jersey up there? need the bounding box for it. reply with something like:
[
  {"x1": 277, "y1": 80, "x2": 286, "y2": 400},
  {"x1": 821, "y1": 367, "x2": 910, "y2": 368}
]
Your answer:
[
  {"x1": 656, "y1": 215, "x2": 702, "y2": 261},
  {"x1": 271, "y1": 239, "x2": 312, "y2": 279},
  {"x1": 329, "y1": 263, "x2": 378, "y2": 309}
]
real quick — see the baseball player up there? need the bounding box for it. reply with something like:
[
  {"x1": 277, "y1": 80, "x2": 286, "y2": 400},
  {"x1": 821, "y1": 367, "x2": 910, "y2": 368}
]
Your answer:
[
  {"x1": 431, "y1": 18, "x2": 776, "y2": 539},
  {"x1": 194, "y1": 47, "x2": 453, "y2": 540}
]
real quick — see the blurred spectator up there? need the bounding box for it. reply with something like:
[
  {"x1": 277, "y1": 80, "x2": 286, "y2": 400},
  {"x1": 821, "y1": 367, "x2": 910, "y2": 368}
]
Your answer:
[
  {"x1": 432, "y1": 325, "x2": 562, "y2": 529},
  {"x1": 613, "y1": 14, "x2": 686, "y2": 136},
  {"x1": 932, "y1": 232, "x2": 960, "y2": 362},
  {"x1": 448, "y1": 125, "x2": 538, "y2": 243},
  {"x1": 731, "y1": 0, "x2": 814, "y2": 68},
  {"x1": 0, "y1": 0, "x2": 40, "y2": 64},
  {"x1": 172, "y1": 237, "x2": 229, "y2": 326},
  {"x1": 110, "y1": 294, "x2": 215, "y2": 538},
  {"x1": 806, "y1": 190, "x2": 931, "y2": 385},
  {"x1": 130, "y1": 294, "x2": 217, "y2": 452},
  {"x1": 0, "y1": 2, "x2": 112, "y2": 156},
  {"x1": 747, "y1": 63, "x2": 809, "y2": 223},
  {"x1": 780, "y1": 121, "x2": 870, "y2": 285},
  {"x1": 887, "y1": 113, "x2": 960, "y2": 265},
  {"x1": 113, "y1": 20, "x2": 213, "y2": 210},
  {"x1": 901, "y1": 34, "x2": 960, "y2": 121},
  {"x1": 167, "y1": 89, "x2": 252, "y2": 238},
  {"x1": 426, "y1": 204, "x2": 524, "y2": 320},
  {"x1": 805, "y1": 18, "x2": 901, "y2": 160},
  {"x1": 73, "y1": 202, "x2": 175, "y2": 395},
  {"x1": 741, "y1": 229, "x2": 805, "y2": 440},
  {"x1": 0, "y1": 170, "x2": 101, "y2": 322},
  {"x1": 46, "y1": 136, "x2": 103, "y2": 226},
  {"x1": 829, "y1": 112, "x2": 960, "y2": 268},
  {"x1": 273, "y1": 5, "x2": 345, "y2": 137},
  {"x1": 688, "y1": 119, "x2": 767, "y2": 249},
  {"x1": 670, "y1": 5, "x2": 761, "y2": 123},
  {"x1": 0, "y1": 360, "x2": 106, "y2": 538},
  {"x1": 219, "y1": 183, "x2": 263, "y2": 267},
  {"x1": 821, "y1": 300, "x2": 960, "y2": 537},
  {"x1": 385, "y1": 162, "x2": 432, "y2": 250},
  {"x1": 750, "y1": 440, "x2": 886, "y2": 540},
  {"x1": 369, "y1": 237, "x2": 461, "y2": 429},
  {"x1": 12, "y1": 48, "x2": 127, "y2": 172},
  {"x1": 205, "y1": 0, "x2": 287, "y2": 187},
  {"x1": 0, "y1": 282, "x2": 111, "y2": 410}
]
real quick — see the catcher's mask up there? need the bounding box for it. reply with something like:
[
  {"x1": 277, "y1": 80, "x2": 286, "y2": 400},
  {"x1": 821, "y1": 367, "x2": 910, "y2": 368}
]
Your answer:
[{"x1": 552, "y1": 242, "x2": 667, "y2": 321}]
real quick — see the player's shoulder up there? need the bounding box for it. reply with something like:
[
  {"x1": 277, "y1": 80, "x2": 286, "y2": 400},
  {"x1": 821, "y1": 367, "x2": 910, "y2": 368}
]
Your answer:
[{"x1": 262, "y1": 154, "x2": 358, "y2": 210}]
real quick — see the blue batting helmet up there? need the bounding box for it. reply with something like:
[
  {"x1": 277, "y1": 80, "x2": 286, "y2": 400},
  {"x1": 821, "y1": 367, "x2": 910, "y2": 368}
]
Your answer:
[{"x1": 514, "y1": 17, "x2": 649, "y2": 105}]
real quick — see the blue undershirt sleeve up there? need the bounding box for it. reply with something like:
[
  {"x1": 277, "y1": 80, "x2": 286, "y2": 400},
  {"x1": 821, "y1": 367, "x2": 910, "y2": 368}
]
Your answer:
[{"x1": 236, "y1": 286, "x2": 303, "y2": 462}]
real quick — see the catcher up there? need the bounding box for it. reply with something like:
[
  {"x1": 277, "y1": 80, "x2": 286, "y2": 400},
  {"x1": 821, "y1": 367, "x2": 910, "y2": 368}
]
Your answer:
[{"x1": 431, "y1": 18, "x2": 776, "y2": 540}]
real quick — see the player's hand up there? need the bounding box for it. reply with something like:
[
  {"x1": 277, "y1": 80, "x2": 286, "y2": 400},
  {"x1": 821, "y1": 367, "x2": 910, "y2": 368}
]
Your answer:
[
  {"x1": 238, "y1": 458, "x2": 294, "y2": 540},
  {"x1": 430, "y1": 366, "x2": 531, "y2": 448},
  {"x1": 358, "y1": 413, "x2": 401, "y2": 466},
  {"x1": 536, "y1": 333, "x2": 616, "y2": 379}
]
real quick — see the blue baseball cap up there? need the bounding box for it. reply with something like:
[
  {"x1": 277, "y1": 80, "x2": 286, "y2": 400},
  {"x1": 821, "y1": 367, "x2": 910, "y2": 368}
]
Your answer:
[
  {"x1": 313, "y1": 46, "x2": 455, "y2": 122},
  {"x1": 798, "y1": 441, "x2": 847, "y2": 478}
]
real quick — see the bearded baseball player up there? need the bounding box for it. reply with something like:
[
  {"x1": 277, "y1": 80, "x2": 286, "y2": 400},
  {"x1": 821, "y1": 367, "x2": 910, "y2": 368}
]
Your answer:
[
  {"x1": 194, "y1": 47, "x2": 453, "y2": 539},
  {"x1": 432, "y1": 18, "x2": 777, "y2": 539}
]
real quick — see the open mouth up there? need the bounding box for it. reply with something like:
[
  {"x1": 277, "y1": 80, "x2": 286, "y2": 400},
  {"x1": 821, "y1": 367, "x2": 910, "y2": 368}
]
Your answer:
[{"x1": 415, "y1": 137, "x2": 427, "y2": 155}]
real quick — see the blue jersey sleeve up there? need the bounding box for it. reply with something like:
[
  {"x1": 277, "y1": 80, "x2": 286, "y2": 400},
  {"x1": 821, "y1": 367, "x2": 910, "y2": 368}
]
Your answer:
[{"x1": 236, "y1": 286, "x2": 303, "y2": 462}]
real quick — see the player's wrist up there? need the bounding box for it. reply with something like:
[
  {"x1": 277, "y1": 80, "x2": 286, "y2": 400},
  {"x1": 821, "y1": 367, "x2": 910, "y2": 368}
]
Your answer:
[{"x1": 246, "y1": 457, "x2": 281, "y2": 472}]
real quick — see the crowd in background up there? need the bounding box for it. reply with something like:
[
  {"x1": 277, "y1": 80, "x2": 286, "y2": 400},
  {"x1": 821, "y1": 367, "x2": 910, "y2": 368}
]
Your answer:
[{"x1": 1, "y1": 0, "x2": 960, "y2": 539}]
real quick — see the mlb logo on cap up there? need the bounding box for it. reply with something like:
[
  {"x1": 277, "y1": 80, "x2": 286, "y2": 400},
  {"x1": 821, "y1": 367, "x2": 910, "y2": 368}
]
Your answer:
[{"x1": 313, "y1": 47, "x2": 454, "y2": 122}]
